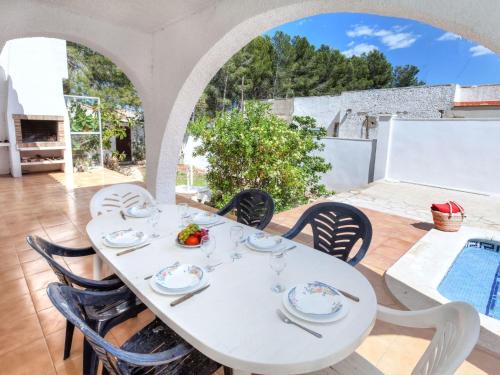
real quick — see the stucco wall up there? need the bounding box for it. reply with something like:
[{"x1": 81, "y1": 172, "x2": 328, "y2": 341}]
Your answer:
[
  {"x1": 271, "y1": 85, "x2": 456, "y2": 140},
  {"x1": 387, "y1": 118, "x2": 500, "y2": 194},
  {"x1": 0, "y1": 38, "x2": 71, "y2": 176},
  {"x1": 318, "y1": 137, "x2": 376, "y2": 192}
]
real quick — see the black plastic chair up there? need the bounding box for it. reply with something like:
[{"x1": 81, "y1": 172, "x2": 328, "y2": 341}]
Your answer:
[
  {"x1": 47, "y1": 283, "x2": 221, "y2": 375},
  {"x1": 282, "y1": 202, "x2": 372, "y2": 266},
  {"x1": 217, "y1": 189, "x2": 275, "y2": 230},
  {"x1": 27, "y1": 235, "x2": 146, "y2": 374}
]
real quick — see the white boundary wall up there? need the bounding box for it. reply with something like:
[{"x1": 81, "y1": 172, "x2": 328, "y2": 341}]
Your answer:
[
  {"x1": 318, "y1": 137, "x2": 376, "y2": 193},
  {"x1": 381, "y1": 118, "x2": 500, "y2": 195}
]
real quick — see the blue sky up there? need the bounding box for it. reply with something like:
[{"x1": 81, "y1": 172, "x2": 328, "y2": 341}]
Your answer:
[{"x1": 265, "y1": 13, "x2": 500, "y2": 86}]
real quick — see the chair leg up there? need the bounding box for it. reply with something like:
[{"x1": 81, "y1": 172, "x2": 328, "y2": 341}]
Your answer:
[
  {"x1": 82, "y1": 339, "x2": 99, "y2": 375},
  {"x1": 63, "y1": 320, "x2": 75, "y2": 360},
  {"x1": 223, "y1": 366, "x2": 233, "y2": 375}
]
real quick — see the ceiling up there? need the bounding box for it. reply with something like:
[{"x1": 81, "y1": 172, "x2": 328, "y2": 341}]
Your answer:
[{"x1": 34, "y1": 0, "x2": 216, "y2": 33}]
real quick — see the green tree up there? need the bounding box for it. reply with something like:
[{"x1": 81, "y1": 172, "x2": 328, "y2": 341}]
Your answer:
[
  {"x1": 366, "y1": 50, "x2": 393, "y2": 88},
  {"x1": 392, "y1": 65, "x2": 425, "y2": 87},
  {"x1": 196, "y1": 31, "x2": 426, "y2": 117},
  {"x1": 189, "y1": 102, "x2": 331, "y2": 211},
  {"x1": 64, "y1": 42, "x2": 145, "y2": 163}
]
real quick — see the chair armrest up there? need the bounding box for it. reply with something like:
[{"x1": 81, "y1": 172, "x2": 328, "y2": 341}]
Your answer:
[
  {"x1": 216, "y1": 202, "x2": 233, "y2": 217},
  {"x1": 72, "y1": 272, "x2": 124, "y2": 291},
  {"x1": 347, "y1": 241, "x2": 370, "y2": 266},
  {"x1": 114, "y1": 343, "x2": 194, "y2": 367},
  {"x1": 377, "y1": 304, "x2": 440, "y2": 329},
  {"x1": 74, "y1": 286, "x2": 137, "y2": 308}
]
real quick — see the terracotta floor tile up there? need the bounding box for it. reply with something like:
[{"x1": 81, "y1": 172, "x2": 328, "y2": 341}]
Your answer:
[
  {"x1": 38, "y1": 306, "x2": 67, "y2": 336},
  {"x1": 0, "y1": 293, "x2": 36, "y2": 321},
  {"x1": 54, "y1": 354, "x2": 82, "y2": 375},
  {"x1": 0, "y1": 253, "x2": 20, "y2": 271},
  {"x1": 0, "y1": 264, "x2": 24, "y2": 283},
  {"x1": 38, "y1": 213, "x2": 71, "y2": 229},
  {"x1": 21, "y1": 258, "x2": 52, "y2": 276},
  {"x1": 0, "y1": 313, "x2": 44, "y2": 356},
  {"x1": 45, "y1": 327, "x2": 84, "y2": 367},
  {"x1": 0, "y1": 338, "x2": 55, "y2": 375},
  {"x1": 0, "y1": 278, "x2": 30, "y2": 303},
  {"x1": 25, "y1": 269, "x2": 58, "y2": 292},
  {"x1": 44, "y1": 223, "x2": 82, "y2": 243},
  {"x1": 31, "y1": 288, "x2": 54, "y2": 312},
  {"x1": 17, "y1": 248, "x2": 42, "y2": 263}
]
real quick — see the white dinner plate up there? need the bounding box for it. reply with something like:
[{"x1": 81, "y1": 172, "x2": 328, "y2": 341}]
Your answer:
[
  {"x1": 154, "y1": 264, "x2": 204, "y2": 291},
  {"x1": 282, "y1": 285, "x2": 349, "y2": 324},
  {"x1": 103, "y1": 230, "x2": 146, "y2": 248},
  {"x1": 191, "y1": 212, "x2": 219, "y2": 226},
  {"x1": 245, "y1": 234, "x2": 284, "y2": 252},
  {"x1": 125, "y1": 205, "x2": 154, "y2": 218},
  {"x1": 150, "y1": 272, "x2": 208, "y2": 296},
  {"x1": 288, "y1": 282, "x2": 343, "y2": 316}
]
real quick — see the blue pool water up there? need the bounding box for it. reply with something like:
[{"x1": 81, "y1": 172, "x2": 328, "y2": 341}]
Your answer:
[{"x1": 438, "y1": 239, "x2": 500, "y2": 320}]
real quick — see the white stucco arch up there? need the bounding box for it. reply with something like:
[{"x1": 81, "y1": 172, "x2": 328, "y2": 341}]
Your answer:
[{"x1": 153, "y1": 0, "x2": 500, "y2": 202}]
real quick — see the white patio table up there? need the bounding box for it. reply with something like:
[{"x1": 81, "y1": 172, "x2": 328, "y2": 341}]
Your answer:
[{"x1": 86, "y1": 204, "x2": 377, "y2": 375}]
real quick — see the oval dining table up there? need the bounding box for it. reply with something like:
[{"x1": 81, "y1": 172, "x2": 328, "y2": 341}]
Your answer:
[{"x1": 87, "y1": 204, "x2": 377, "y2": 375}]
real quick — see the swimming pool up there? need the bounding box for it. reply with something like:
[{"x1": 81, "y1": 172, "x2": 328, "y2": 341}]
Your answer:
[{"x1": 438, "y1": 239, "x2": 500, "y2": 320}]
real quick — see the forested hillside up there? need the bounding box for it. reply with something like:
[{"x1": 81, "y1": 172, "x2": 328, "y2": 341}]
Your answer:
[{"x1": 196, "y1": 31, "x2": 424, "y2": 117}]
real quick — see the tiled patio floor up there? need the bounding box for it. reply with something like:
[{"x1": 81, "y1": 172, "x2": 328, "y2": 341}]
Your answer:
[{"x1": 0, "y1": 170, "x2": 498, "y2": 374}]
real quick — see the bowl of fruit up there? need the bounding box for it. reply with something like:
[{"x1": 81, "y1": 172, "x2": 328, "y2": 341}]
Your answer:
[{"x1": 177, "y1": 224, "x2": 208, "y2": 248}]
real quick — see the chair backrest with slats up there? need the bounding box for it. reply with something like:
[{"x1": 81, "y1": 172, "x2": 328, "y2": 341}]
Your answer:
[
  {"x1": 283, "y1": 202, "x2": 372, "y2": 266},
  {"x1": 90, "y1": 183, "x2": 154, "y2": 218},
  {"x1": 377, "y1": 303, "x2": 480, "y2": 375},
  {"x1": 217, "y1": 189, "x2": 275, "y2": 230},
  {"x1": 47, "y1": 283, "x2": 191, "y2": 375}
]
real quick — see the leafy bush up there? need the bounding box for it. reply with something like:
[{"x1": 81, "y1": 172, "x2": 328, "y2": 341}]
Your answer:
[{"x1": 189, "y1": 101, "x2": 331, "y2": 211}]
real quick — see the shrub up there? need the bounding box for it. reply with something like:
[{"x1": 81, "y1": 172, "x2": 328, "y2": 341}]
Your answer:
[{"x1": 189, "y1": 101, "x2": 331, "y2": 211}]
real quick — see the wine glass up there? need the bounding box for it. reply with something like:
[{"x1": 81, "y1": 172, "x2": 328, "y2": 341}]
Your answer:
[
  {"x1": 269, "y1": 250, "x2": 287, "y2": 293},
  {"x1": 148, "y1": 208, "x2": 161, "y2": 238},
  {"x1": 200, "y1": 235, "x2": 216, "y2": 272},
  {"x1": 229, "y1": 225, "x2": 244, "y2": 260},
  {"x1": 178, "y1": 203, "x2": 189, "y2": 228}
]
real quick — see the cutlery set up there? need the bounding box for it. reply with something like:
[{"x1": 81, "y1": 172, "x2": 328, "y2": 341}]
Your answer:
[{"x1": 108, "y1": 208, "x2": 361, "y2": 335}]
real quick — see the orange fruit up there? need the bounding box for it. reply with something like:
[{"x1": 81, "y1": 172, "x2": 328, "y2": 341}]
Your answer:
[{"x1": 184, "y1": 235, "x2": 200, "y2": 246}]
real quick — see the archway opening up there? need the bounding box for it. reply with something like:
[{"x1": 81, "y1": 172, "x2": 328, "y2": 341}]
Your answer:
[
  {"x1": 177, "y1": 12, "x2": 500, "y2": 213},
  {"x1": 0, "y1": 37, "x2": 146, "y2": 183}
]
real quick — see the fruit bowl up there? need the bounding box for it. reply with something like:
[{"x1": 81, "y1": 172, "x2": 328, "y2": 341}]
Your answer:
[{"x1": 177, "y1": 224, "x2": 208, "y2": 248}]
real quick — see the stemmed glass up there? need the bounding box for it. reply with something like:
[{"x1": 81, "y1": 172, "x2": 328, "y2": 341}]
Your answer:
[
  {"x1": 178, "y1": 203, "x2": 189, "y2": 228},
  {"x1": 148, "y1": 208, "x2": 161, "y2": 238},
  {"x1": 200, "y1": 235, "x2": 216, "y2": 272},
  {"x1": 269, "y1": 250, "x2": 287, "y2": 293},
  {"x1": 229, "y1": 225, "x2": 244, "y2": 260}
]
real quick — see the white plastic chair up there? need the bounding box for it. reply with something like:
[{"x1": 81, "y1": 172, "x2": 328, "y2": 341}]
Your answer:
[
  {"x1": 90, "y1": 183, "x2": 154, "y2": 218},
  {"x1": 311, "y1": 302, "x2": 480, "y2": 375}
]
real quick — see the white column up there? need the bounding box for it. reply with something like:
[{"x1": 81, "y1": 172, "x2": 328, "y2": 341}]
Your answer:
[{"x1": 373, "y1": 114, "x2": 395, "y2": 181}]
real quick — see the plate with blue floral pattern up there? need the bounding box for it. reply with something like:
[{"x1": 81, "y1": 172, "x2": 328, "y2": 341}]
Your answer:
[{"x1": 282, "y1": 281, "x2": 349, "y2": 323}]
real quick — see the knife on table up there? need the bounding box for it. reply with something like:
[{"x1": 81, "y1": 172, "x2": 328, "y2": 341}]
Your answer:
[{"x1": 170, "y1": 284, "x2": 211, "y2": 306}]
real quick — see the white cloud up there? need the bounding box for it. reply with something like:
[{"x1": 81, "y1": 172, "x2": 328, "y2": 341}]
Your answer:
[
  {"x1": 346, "y1": 24, "x2": 419, "y2": 50},
  {"x1": 469, "y1": 45, "x2": 494, "y2": 57},
  {"x1": 437, "y1": 32, "x2": 462, "y2": 41},
  {"x1": 342, "y1": 43, "x2": 378, "y2": 57},
  {"x1": 346, "y1": 25, "x2": 376, "y2": 38}
]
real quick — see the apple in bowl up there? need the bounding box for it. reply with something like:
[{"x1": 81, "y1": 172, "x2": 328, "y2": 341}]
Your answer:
[{"x1": 177, "y1": 224, "x2": 208, "y2": 246}]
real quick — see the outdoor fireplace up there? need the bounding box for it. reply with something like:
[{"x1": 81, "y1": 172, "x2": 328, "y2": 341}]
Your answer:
[
  {"x1": 12, "y1": 114, "x2": 67, "y2": 172},
  {"x1": 13, "y1": 114, "x2": 65, "y2": 148},
  {"x1": 20, "y1": 119, "x2": 59, "y2": 143}
]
